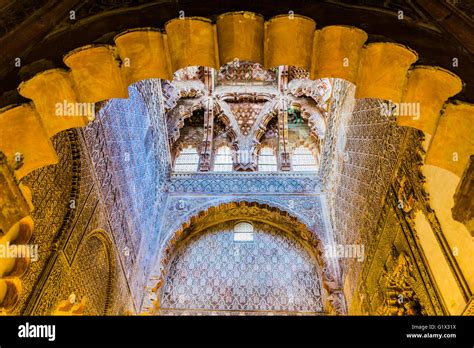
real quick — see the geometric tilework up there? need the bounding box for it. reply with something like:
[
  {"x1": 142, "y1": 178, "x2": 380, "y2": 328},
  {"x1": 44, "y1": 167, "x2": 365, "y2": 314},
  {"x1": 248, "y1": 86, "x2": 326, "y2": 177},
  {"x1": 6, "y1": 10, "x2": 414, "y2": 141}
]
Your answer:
[{"x1": 160, "y1": 221, "x2": 324, "y2": 315}]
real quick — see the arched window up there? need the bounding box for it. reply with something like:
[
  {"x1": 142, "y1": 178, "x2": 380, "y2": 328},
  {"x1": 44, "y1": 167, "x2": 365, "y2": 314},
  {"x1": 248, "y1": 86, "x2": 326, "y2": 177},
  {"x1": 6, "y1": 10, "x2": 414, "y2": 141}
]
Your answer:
[
  {"x1": 214, "y1": 146, "x2": 233, "y2": 172},
  {"x1": 258, "y1": 147, "x2": 277, "y2": 172},
  {"x1": 292, "y1": 146, "x2": 318, "y2": 172},
  {"x1": 174, "y1": 146, "x2": 199, "y2": 172},
  {"x1": 233, "y1": 221, "x2": 254, "y2": 242}
]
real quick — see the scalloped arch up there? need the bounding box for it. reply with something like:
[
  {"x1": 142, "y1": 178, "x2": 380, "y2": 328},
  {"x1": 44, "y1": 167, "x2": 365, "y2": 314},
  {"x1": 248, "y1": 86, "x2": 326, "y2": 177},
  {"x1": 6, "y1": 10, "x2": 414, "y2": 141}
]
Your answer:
[
  {"x1": 0, "y1": 11, "x2": 468, "y2": 183},
  {"x1": 0, "y1": 12, "x2": 472, "y2": 312}
]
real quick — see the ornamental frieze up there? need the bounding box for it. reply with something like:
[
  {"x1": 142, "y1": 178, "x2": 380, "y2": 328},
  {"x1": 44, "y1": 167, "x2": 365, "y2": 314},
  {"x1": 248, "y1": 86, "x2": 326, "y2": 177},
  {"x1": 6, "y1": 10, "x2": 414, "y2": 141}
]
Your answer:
[{"x1": 167, "y1": 172, "x2": 322, "y2": 194}]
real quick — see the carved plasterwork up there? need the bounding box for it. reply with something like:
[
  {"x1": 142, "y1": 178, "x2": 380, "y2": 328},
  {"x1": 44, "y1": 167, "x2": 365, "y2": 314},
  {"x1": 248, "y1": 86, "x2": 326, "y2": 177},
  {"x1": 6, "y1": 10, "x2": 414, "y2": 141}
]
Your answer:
[
  {"x1": 218, "y1": 61, "x2": 276, "y2": 85},
  {"x1": 167, "y1": 172, "x2": 321, "y2": 194},
  {"x1": 321, "y1": 90, "x2": 409, "y2": 303},
  {"x1": 13, "y1": 44, "x2": 463, "y2": 318},
  {"x1": 214, "y1": 84, "x2": 278, "y2": 100},
  {"x1": 288, "y1": 66, "x2": 310, "y2": 81},
  {"x1": 173, "y1": 66, "x2": 203, "y2": 81},
  {"x1": 287, "y1": 78, "x2": 332, "y2": 109},
  {"x1": 351, "y1": 133, "x2": 448, "y2": 315},
  {"x1": 166, "y1": 99, "x2": 205, "y2": 144},
  {"x1": 164, "y1": 63, "x2": 327, "y2": 172},
  {"x1": 0, "y1": 152, "x2": 31, "y2": 235},
  {"x1": 463, "y1": 297, "x2": 474, "y2": 315},
  {"x1": 393, "y1": 129, "x2": 472, "y2": 304},
  {"x1": 15, "y1": 129, "x2": 80, "y2": 314},
  {"x1": 150, "y1": 201, "x2": 345, "y2": 315},
  {"x1": 16, "y1": 78, "x2": 172, "y2": 315},
  {"x1": 288, "y1": 96, "x2": 327, "y2": 139},
  {"x1": 377, "y1": 251, "x2": 423, "y2": 316},
  {"x1": 452, "y1": 155, "x2": 474, "y2": 235},
  {"x1": 159, "y1": 220, "x2": 325, "y2": 315}
]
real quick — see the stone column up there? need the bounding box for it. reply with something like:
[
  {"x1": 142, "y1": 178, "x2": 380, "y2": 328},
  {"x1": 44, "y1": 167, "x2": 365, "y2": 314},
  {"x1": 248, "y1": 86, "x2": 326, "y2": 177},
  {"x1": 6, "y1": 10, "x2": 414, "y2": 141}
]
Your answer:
[
  {"x1": 199, "y1": 68, "x2": 214, "y2": 171},
  {"x1": 278, "y1": 66, "x2": 291, "y2": 171}
]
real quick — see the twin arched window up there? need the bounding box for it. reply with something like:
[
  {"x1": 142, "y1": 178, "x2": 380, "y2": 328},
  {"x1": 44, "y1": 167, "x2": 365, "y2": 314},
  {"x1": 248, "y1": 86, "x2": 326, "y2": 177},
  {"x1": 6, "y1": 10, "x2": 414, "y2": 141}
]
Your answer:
[
  {"x1": 258, "y1": 147, "x2": 277, "y2": 172},
  {"x1": 292, "y1": 146, "x2": 318, "y2": 172},
  {"x1": 174, "y1": 146, "x2": 200, "y2": 172},
  {"x1": 214, "y1": 146, "x2": 233, "y2": 172}
]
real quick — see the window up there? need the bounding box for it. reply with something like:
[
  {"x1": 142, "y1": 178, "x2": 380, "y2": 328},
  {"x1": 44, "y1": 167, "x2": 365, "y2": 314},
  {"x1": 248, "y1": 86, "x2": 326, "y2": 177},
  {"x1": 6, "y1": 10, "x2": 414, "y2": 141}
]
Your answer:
[
  {"x1": 292, "y1": 146, "x2": 318, "y2": 172},
  {"x1": 174, "y1": 146, "x2": 199, "y2": 172},
  {"x1": 214, "y1": 146, "x2": 233, "y2": 172},
  {"x1": 258, "y1": 147, "x2": 277, "y2": 172},
  {"x1": 233, "y1": 221, "x2": 254, "y2": 242}
]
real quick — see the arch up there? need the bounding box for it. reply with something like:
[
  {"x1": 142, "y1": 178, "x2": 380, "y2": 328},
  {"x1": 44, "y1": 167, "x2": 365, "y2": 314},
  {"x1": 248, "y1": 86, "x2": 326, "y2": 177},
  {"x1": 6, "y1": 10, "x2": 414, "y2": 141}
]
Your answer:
[
  {"x1": 159, "y1": 219, "x2": 324, "y2": 314},
  {"x1": 152, "y1": 201, "x2": 344, "y2": 312},
  {"x1": 213, "y1": 99, "x2": 242, "y2": 143},
  {"x1": 411, "y1": 210, "x2": 466, "y2": 314},
  {"x1": 0, "y1": 10, "x2": 472, "y2": 315},
  {"x1": 59, "y1": 229, "x2": 115, "y2": 315},
  {"x1": 1, "y1": 12, "x2": 468, "y2": 184},
  {"x1": 234, "y1": 220, "x2": 254, "y2": 232}
]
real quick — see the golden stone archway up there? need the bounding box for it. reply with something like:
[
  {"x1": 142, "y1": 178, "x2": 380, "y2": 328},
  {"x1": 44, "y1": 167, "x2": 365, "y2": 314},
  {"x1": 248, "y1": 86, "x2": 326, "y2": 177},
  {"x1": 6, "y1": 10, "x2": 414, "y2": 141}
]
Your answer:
[{"x1": 0, "y1": 10, "x2": 473, "y2": 311}]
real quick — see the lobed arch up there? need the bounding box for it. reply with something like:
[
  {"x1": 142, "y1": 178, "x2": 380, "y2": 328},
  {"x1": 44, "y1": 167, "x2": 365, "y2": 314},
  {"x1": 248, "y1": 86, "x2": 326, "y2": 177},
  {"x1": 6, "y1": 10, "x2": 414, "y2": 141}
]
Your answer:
[
  {"x1": 0, "y1": 12, "x2": 468, "y2": 185},
  {"x1": 0, "y1": 11, "x2": 472, "y2": 311},
  {"x1": 291, "y1": 140, "x2": 321, "y2": 165},
  {"x1": 167, "y1": 98, "x2": 206, "y2": 144},
  {"x1": 213, "y1": 99, "x2": 242, "y2": 141},
  {"x1": 1, "y1": 12, "x2": 469, "y2": 186},
  {"x1": 152, "y1": 200, "x2": 343, "y2": 314},
  {"x1": 288, "y1": 97, "x2": 327, "y2": 140},
  {"x1": 253, "y1": 101, "x2": 278, "y2": 144},
  {"x1": 166, "y1": 197, "x2": 322, "y2": 239}
]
